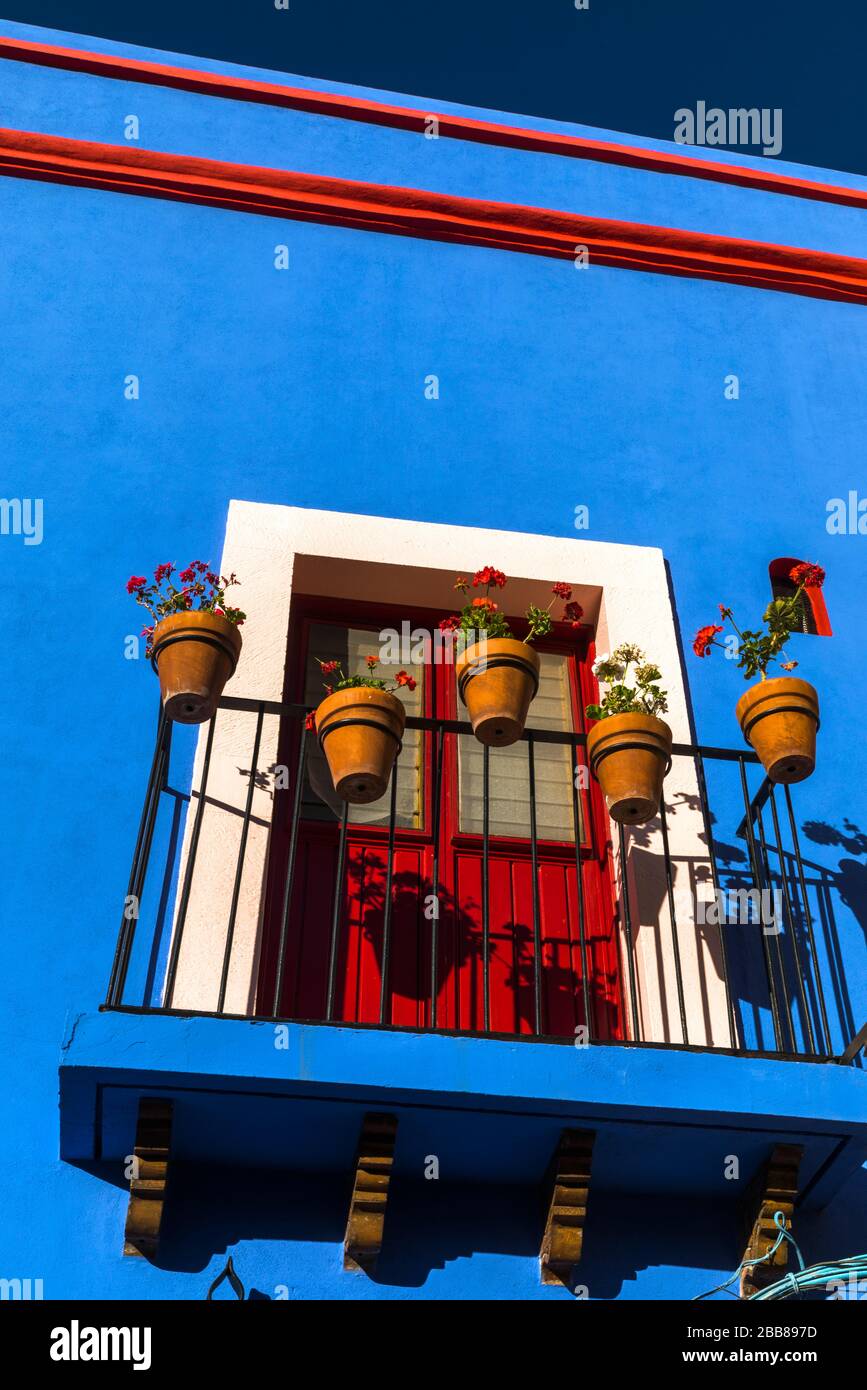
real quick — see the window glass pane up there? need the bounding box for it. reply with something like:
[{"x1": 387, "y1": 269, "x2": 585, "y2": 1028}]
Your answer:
[
  {"x1": 458, "y1": 651, "x2": 578, "y2": 840},
  {"x1": 302, "y1": 622, "x2": 424, "y2": 829}
]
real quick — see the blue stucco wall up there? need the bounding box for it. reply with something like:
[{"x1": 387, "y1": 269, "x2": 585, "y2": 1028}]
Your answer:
[{"x1": 0, "y1": 20, "x2": 864, "y2": 1299}]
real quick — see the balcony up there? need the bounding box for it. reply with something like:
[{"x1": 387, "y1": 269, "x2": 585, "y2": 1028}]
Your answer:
[
  {"x1": 104, "y1": 695, "x2": 860, "y2": 1064},
  {"x1": 52, "y1": 691, "x2": 867, "y2": 1270}
]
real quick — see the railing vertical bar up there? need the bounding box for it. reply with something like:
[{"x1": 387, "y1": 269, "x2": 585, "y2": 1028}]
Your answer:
[
  {"x1": 271, "y1": 717, "x2": 309, "y2": 1017},
  {"x1": 694, "y1": 751, "x2": 738, "y2": 1048},
  {"x1": 571, "y1": 740, "x2": 592, "y2": 1038},
  {"x1": 326, "y1": 800, "x2": 350, "y2": 1022},
  {"x1": 217, "y1": 705, "x2": 264, "y2": 1015},
  {"x1": 429, "y1": 727, "x2": 444, "y2": 1030},
  {"x1": 768, "y1": 785, "x2": 816, "y2": 1055},
  {"x1": 528, "y1": 736, "x2": 543, "y2": 1037},
  {"x1": 106, "y1": 707, "x2": 169, "y2": 1007},
  {"x1": 617, "y1": 822, "x2": 641, "y2": 1042},
  {"x1": 738, "y1": 757, "x2": 784, "y2": 1052},
  {"x1": 164, "y1": 711, "x2": 218, "y2": 1008},
  {"x1": 659, "y1": 798, "x2": 689, "y2": 1045},
  {"x1": 616, "y1": 822, "x2": 644, "y2": 1045},
  {"x1": 482, "y1": 743, "x2": 490, "y2": 1033},
  {"x1": 755, "y1": 802, "x2": 796, "y2": 1053},
  {"x1": 784, "y1": 784, "x2": 832, "y2": 1055},
  {"x1": 378, "y1": 762, "x2": 399, "y2": 1026}
]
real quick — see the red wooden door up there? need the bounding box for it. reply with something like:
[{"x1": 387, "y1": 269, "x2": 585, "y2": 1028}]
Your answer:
[{"x1": 258, "y1": 597, "x2": 623, "y2": 1040}]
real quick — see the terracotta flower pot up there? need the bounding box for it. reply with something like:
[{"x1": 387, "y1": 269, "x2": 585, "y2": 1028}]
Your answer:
[
  {"x1": 586, "y1": 712, "x2": 673, "y2": 825},
  {"x1": 736, "y1": 677, "x2": 819, "y2": 784},
  {"x1": 151, "y1": 610, "x2": 242, "y2": 724},
  {"x1": 456, "y1": 638, "x2": 541, "y2": 747},
  {"x1": 316, "y1": 686, "x2": 406, "y2": 804}
]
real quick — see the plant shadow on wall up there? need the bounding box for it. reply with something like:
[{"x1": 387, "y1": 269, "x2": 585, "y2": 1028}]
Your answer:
[
  {"x1": 717, "y1": 817, "x2": 863, "y2": 1055},
  {"x1": 346, "y1": 854, "x2": 619, "y2": 1038},
  {"x1": 800, "y1": 819, "x2": 867, "y2": 951},
  {"x1": 796, "y1": 818, "x2": 867, "y2": 1047},
  {"x1": 620, "y1": 792, "x2": 861, "y2": 1053},
  {"x1": 236, "y1": 762, "x2": 285, "y2": 796}
]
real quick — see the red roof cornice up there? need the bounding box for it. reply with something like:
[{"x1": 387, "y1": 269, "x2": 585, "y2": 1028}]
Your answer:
[{"x1": 2, "y1": 128, "x2": 866, "y2": 305}]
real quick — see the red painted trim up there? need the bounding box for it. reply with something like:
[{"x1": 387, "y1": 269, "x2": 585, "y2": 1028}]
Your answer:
[
  {"x1": 768, "y1": 558, "x2": 832, "y2": 636},
  {"x1": 3, "y1": 128, "x2": 867, "y2": 305},
  {"x1": 2, "y1": 34, "x2": 867, "y2": 212}
]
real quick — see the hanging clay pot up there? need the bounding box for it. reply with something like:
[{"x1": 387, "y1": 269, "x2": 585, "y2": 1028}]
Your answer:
[
  {"x1": 735, "y1": 676, "x2": 819, "y2": 783},
  {"x1": 151, "y1": 610, "x2": 242, "y2": 724},
  {"x1": 586, "y1": 712, "x2": 673, "y2": 825},
  {"x1": 456, "y1": 638, "x2": 541, "y2": 747},
  {"x1": 315, "y1": 686, "x2": 406, "y2": 804}
]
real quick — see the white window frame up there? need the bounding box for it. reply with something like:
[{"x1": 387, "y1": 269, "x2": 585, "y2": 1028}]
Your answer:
[{"x1": 165, "y1": 500, "x2": 730, "y2": 1047}]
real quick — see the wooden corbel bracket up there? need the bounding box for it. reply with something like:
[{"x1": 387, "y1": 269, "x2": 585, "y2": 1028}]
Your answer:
[
  {"x1": 343, "y1": 1112, "x2": 398, "y2": 1274},
  {"x1": 123, "y1": 1097, "x2": 173, "y2": 1258},
  {"x1": 740, "y1": 1142, "x2": 803, "y2": 1298},
  {"x1": 540, "y1": 1128, "x2": 595, "y2": 1286}
]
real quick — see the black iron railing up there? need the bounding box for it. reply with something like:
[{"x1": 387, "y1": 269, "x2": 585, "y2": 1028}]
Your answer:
[{"x1": 104, "y1": 696, "x2": 861, "y2": 1064}]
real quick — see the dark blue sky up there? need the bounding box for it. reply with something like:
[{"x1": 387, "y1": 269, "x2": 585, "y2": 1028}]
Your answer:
[{"x1": 3, "y1": 0, "x2": 866, "y2": 176}]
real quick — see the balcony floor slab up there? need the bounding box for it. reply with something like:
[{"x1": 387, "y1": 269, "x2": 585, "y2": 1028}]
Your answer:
[{"x1": 59, "y1": 1008, "x2": 867, "y2": 1210}]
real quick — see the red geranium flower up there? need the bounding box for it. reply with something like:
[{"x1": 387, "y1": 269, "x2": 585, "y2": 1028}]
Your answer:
[
  {"x1": 396, "y1": 671, "x2": 417, "y2": 691},
  {"x1": 552, "y1": 582, "x2": 573, "y2": 600},
  {"x1": 693, "y1": 623, "x2": 724, "y2": 657},
  {"x1": 564, "y1": 601, "x2": 584, "y2": 627},
  {"x1": 179, "y1": 567, "x2": 196, "y2": 584},
  {"x1": 439, "y1": 616, "x2": 460, "y2": 632},
  {"x1": 472, "y1": 596, "x2": 498, "y2": 610},
  {"x1": 789, "y1": 561, "x2": 825, "y2": 589},
  {"x1": 126, "y1": 575, "x2": 147, "y2": 594},
  {"x1": 473, "y1": 566, "x2": 507, "y2": 589},
  {"x1": 305, "y1": 711, "x2": 316, "y2": 732},
  {"x1": 366, "y1": 655, "x2": 378, "y2": 669},
  {"x1": 153, "y1": 563, "x2": 174, "y2": 584}
]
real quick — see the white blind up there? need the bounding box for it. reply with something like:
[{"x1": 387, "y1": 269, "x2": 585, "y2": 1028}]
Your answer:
[
  {"x1": 302, "y1": 622, "x2": 424, "y2": 828},
  {"x1": 458, "y1": 651, "x2": 579, "y2": 841}
]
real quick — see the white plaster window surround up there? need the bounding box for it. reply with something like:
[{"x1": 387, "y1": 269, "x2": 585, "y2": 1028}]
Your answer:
[{"x1": 166, "y1": 501, "x2": 730, "y2": 1047}]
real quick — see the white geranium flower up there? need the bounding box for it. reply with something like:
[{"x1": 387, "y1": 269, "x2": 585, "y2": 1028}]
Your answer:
[{"x1": 593, "y1": 653, "x2": 627, "y2": 682}]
